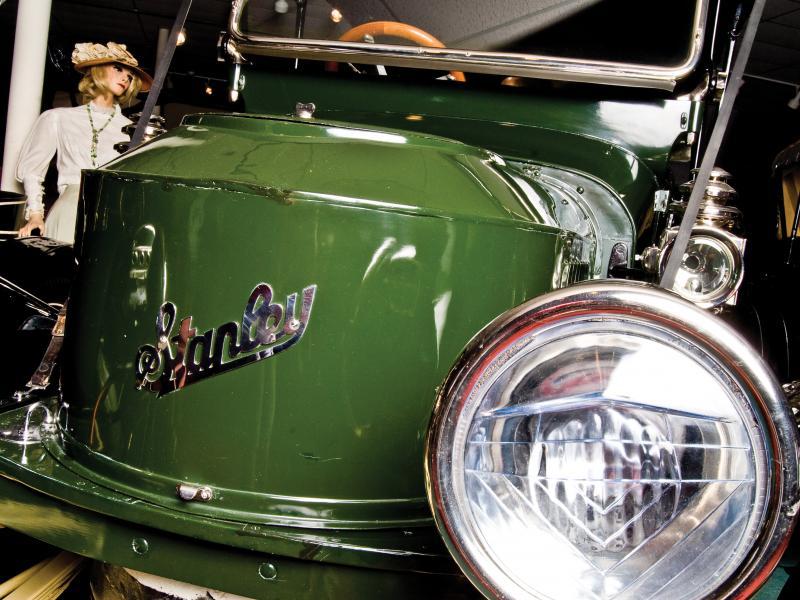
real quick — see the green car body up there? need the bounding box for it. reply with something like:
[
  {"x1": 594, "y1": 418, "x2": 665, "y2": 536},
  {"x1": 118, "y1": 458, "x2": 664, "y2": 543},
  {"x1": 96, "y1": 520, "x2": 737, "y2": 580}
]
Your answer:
[{"x1": 0, "y1": 1, "x2": 796, "y2": 598}]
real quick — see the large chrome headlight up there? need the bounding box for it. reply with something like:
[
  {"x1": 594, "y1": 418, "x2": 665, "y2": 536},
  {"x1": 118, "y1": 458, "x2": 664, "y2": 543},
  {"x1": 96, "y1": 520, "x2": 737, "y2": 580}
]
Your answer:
[{"x1": 427, "y1": 281, "x2": 798, "y2": 600}]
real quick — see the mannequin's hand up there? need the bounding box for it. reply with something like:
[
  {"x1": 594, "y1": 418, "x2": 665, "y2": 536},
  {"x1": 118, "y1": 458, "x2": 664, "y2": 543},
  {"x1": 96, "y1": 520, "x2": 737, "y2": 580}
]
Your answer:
[{"x1": 18, "y1": 213, "x2": 44, "y2": 237}]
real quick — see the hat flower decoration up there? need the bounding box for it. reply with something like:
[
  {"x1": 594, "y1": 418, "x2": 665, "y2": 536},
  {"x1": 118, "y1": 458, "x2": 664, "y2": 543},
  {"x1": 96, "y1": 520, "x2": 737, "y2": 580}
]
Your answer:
[{"x1": 72, "y1": 42, "x2": 152, "y2": 91}]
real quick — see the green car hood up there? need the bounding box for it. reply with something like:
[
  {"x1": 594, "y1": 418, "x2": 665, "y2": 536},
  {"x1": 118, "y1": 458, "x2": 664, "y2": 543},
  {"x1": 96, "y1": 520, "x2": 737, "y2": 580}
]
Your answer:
[
  {"x1": 64, "y1": 115, "x2": 577, "y2": 525},
  {"x1": 0, "y1": 115, "x2": 629, "y2": 583}
]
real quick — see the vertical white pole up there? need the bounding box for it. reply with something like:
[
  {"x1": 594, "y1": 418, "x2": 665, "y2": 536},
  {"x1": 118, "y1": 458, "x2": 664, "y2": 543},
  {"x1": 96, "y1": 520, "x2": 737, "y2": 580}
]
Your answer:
[{"x1": 1, "y1": 0, "x2": 53, "y2": 193}]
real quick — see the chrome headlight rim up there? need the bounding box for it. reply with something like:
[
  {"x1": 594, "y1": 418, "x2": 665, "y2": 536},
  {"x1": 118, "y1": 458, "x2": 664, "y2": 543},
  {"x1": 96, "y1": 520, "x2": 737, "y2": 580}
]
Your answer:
[
  {"x1": 426, "y1": 280, "x2": 798, "y2": 600},
  {"x1": 658, "y1": 225, "x2": 744, "y2": 308}
]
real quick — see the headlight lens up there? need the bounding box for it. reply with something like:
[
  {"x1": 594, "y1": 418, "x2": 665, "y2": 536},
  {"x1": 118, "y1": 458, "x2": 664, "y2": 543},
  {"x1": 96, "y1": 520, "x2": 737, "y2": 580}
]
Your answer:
[
  {"x1": 428, "y1": 282, "x2": 797, "y2": 600},
  {"x1": 659, "y1": 228, "x2": 744, "y2": 308}
]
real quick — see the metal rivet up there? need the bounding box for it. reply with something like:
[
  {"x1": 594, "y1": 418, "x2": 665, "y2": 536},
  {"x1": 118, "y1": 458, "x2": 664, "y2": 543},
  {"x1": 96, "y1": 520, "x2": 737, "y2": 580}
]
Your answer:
[
  {"x1": 576, "y1": 186, "x2": 585, "y2": 194},
  {"x1": 258, "y1": 562, "x2": 278, "y2": 580},
  {"x1": 132, "y1": 538, "x2": 149, "y2": 555}
]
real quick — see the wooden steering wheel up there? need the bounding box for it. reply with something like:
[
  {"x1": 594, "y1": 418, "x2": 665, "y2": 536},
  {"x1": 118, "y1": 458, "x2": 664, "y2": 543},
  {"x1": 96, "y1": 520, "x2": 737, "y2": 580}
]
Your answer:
[{"x1": 331, "y1": 21, "x2": 466, "y2": 82}]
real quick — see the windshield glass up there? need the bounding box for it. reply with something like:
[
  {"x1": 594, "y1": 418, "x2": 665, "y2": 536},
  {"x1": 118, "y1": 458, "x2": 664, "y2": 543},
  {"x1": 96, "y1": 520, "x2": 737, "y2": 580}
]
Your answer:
[{"x1": 240, "y1": 0, "x2": 701, "y2": 67}]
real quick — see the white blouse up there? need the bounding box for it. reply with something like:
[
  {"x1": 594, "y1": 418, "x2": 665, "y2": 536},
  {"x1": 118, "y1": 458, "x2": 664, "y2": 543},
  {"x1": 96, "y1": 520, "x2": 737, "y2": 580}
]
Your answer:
[{"x1": 16, "y1": 102, "x2": 131, "y2": 217}]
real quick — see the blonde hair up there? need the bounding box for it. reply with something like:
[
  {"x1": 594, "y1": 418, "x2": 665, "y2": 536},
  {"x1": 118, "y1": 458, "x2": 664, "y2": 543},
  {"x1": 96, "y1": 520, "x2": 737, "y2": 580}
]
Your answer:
[{"x1": 78, "y1": 64, "x2": 142, "y2": 107}]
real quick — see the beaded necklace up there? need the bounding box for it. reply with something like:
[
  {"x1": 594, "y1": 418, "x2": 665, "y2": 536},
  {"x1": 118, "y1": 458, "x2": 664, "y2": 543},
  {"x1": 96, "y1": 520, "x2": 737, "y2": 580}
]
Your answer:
[{"x1": 86, "y1": 103, "x2": 117, "y2": 167}]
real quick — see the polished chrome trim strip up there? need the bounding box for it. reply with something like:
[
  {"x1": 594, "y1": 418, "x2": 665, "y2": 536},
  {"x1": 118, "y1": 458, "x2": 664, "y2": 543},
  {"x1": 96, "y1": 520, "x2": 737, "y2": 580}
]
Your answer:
[{"x1": 228, "y1": 0, "x2": 707, "y2": 91}]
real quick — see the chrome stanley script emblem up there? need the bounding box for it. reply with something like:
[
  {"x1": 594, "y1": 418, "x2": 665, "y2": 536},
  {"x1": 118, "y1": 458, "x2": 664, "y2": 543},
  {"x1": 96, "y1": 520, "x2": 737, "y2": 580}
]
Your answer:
[{"x1": 135, "y1": 283, "x2": 317, "y2": 396}]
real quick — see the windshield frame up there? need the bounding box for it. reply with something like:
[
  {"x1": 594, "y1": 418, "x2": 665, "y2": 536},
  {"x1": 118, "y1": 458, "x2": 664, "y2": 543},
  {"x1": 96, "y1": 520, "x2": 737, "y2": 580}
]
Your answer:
[{"x1": 227, "y1": 0, "x2": 708, "y2": 90}]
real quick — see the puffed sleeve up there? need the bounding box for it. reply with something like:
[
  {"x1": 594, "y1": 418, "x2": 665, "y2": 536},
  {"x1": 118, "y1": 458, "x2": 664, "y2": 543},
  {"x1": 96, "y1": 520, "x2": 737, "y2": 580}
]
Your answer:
[{"x1": 15, "y1": 110, "x2": 59, "y2": 219}]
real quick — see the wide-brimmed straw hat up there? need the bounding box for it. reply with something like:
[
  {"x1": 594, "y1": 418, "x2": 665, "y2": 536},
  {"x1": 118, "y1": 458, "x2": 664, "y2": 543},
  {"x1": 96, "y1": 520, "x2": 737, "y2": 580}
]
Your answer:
[{"x1": 72, "y1": 42, "x2": 153, "y2": 92}]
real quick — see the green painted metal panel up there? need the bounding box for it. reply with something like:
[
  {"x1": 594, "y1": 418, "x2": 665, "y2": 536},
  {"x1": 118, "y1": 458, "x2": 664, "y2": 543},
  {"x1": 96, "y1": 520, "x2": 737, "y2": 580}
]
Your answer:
[
  {"x1": 59, "y1": 118, "x2": 567, "y2": 532},
  {"x1": 0, "y1": 424, "x2": 479, "y2": 598},
  {"x1": 239, "y1": 71, "x2": 690, "y2": 221},
  {"x1": 0, "y1": 400, "x2": 462, "y2": 574}
]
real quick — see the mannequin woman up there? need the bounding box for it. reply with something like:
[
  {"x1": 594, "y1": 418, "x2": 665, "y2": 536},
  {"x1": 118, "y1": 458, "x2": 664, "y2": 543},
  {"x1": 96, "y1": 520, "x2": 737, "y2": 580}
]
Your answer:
[{"x1": 17, "y1": 42, "x2": 152, "y2": 242}]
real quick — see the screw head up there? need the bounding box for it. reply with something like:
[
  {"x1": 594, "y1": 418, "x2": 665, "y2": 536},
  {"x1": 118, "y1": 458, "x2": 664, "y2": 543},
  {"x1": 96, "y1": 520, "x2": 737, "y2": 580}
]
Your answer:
[
  {"x1": 258, "y1": 562, "x2": 278, "y2": 580},
  {"x1": 132, "y1": 538, "x2": 149, "y2": 555}
]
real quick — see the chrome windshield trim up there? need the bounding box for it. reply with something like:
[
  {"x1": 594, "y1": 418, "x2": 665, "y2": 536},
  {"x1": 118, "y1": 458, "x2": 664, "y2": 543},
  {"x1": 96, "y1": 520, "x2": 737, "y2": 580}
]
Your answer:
[{"x1": 227, "y1": 0, "x2": 707, "y2": 91}]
